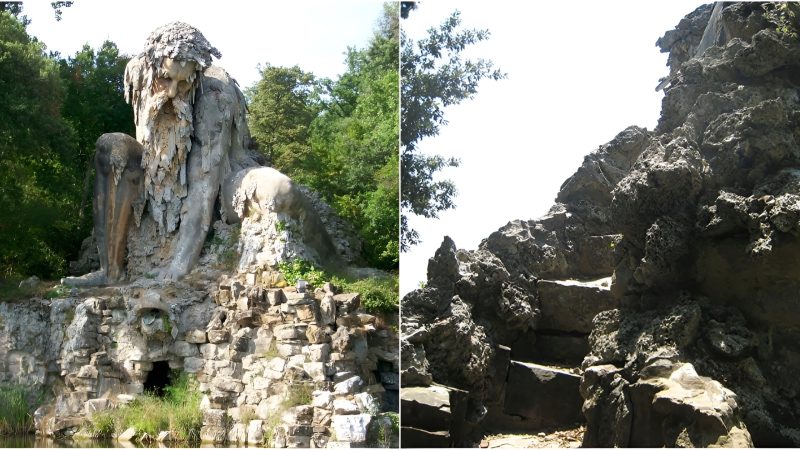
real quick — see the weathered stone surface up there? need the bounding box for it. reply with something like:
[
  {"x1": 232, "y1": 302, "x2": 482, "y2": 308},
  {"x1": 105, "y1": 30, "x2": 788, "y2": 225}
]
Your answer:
[
  {"x1": 333, "y1": 398, "x2": 360, "y2": 415},
  {"x1": 333, "y1": 293, "x2": 360, "y2": 314},
  {"x1": 503, "y1": 361, "x2": 583, "y2": 430},
  {"x1": 246, "y1": 419, "x2": 264, "y2": 445},
  {"x1": 170, "y1": 340, "x2": 199, "y2": 357},
  {"x1": 200, "y1": 425, "x2": 227, "y2": 443},
  {"x1": 333, "y1": 375, "x2": 363, "y2": 395},
  {"x1": 207, "y1": 329, "x2": 229, "y2": 344},
  {"x1": 331, "y1": 414, "x2": 371, "y2": 443},
  {"x1": 184, "y1": 329, "x2": 207, "y2": 344},
  {"x1": 401, "y1": 427, "x2": 450, "y2": 448},
  {"x1": 537, "y1": 278, "x2": 617, "y2": 333},
  {"x1": 118, "y1": 427, "x2": 137, "y2": 442},
  {"x1": 156, "y1": 430, "x2": 176, "y2": 442},
  {"x1": 319, "y1": 293, "x2": 336, "y2": 325}
]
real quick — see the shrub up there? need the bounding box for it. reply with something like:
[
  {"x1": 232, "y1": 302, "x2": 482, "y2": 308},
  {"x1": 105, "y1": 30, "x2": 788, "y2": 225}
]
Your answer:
[
  {"x1": 0, "y1": 384, "x2": 35, "y2": 435},
  {"x1": 85, "y1": 371, "x2": 202, "y2": 442}
]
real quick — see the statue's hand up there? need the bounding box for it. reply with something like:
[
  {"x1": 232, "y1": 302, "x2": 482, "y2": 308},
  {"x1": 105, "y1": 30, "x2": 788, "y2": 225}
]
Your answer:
[
  {"x1": 156, "y1": 263, "x2": 188, "y2": 282},
  {"x1": 61, "y1": 270, "x2": 108, "y2": 287}
]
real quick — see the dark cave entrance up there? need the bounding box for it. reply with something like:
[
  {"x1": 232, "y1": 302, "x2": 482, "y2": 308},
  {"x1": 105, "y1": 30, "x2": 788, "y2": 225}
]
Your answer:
[{"x1": 144, "y1": 361, "x2": 172, "y2": 397}]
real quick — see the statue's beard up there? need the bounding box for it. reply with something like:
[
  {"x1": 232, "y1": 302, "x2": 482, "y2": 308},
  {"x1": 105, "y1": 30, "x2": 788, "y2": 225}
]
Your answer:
[{"x1": 139, "y1": 92, "x2": 194, "y2": 236}]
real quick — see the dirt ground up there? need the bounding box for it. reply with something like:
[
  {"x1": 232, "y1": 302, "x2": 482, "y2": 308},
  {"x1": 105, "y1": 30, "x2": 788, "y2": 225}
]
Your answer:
[{"x1": 478, "y1": 425, "x2": 585, "y2": 448}]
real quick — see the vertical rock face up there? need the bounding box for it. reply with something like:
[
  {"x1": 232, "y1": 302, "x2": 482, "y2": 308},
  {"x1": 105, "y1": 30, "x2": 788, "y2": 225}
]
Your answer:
[{"x1": 401, "y1": 2, "x2": 800, "y2": 446}]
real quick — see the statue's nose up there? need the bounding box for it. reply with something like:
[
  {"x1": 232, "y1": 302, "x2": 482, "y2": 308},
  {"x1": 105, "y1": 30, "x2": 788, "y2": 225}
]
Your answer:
[{"x1": 167, "y1": 80, "x2": 179, "y2": 98}]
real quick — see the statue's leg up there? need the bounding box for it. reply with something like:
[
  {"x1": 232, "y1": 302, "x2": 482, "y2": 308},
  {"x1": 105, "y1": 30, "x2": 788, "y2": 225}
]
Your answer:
[
  {"x1": 160, "y1": 146, "x2": 220, "y2": 280},
  {"x1": 100, "y1": 133, "x2": 143, "y2": 282},
  {"x1": 63, "y1": 133, "x2": 142, "y2": 286}
]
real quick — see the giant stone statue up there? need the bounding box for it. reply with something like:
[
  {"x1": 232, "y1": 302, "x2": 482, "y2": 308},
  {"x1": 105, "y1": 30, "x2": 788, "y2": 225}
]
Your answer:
[{"x1": 64, "y1": 22, "x2": 338, "y2": 286}]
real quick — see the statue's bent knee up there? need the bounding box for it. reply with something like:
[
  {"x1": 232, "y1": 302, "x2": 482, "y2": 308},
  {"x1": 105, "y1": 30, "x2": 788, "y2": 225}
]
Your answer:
[{"x1": 94, "y1": 133, "x2": 143, "y2": 283}]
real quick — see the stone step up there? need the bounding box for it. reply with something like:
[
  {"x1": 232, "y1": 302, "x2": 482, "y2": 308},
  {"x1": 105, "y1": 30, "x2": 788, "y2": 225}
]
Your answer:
[
  {"x1": 485, "y1": 361, "x2": 583, "y2": 433},
  {"x1": 537, "y1": 277, "x2": 618, "y2": 333},
  {"x1": 511, "y1": 331, "x2": 589, "y2": 366},
  {"x1": 400, "y1": 384, "x2": 468, "y2": 447}
]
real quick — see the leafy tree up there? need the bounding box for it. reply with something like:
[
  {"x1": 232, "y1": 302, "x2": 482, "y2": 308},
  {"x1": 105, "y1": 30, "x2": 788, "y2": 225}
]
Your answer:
[
  {"x1": 249, "y1": 3, "x2": 399, "y2": 270},
  {"x1": 0, "y1": 10, "x2": 132, "y2": 280},
  {"x1": 400, "y1": 9, "x2": 505, "y2": 250},
  {"x1": 0, "y1": 10, "x2": 78, "y2": 278},
  {"x1": 59, "y1": 41, "x2": 133, "y2": 221},
  {"x1": 246, "y1": 64, "x2": 321, "y2": 184},
  {"x1": 51, "y1": 1, "x2": 73, "y2": 22}
]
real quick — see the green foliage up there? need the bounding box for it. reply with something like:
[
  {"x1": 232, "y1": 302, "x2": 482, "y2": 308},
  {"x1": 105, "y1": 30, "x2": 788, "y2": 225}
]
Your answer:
[
  {"x1": 763, "y1": 3, "x2": 800, "y2": 38},
  {"x1": 246, "y1": 64, "x2": 321, "y2": 175},
  {"x1": 278, "y1": 259, "x2": 399, "y2": 314},
  {"x1": 215, "y1": 225, "x2": 240, "y2": 271},
  {"x1": 0, "y1": 11, "x2": 78, "y2": 278},
  {"x1": 343, "y1": 276, "x2": 399, "y2": 315},
  {"x1": 400, "y1": 9, "x2": 505, "y2": 250},
  {"x1": 248, "y1": 4, "x2": 399, "y2": 270},
  {"x1": 0, "y1": 12, "x2": 132, "y2": 279},
  {"x1": 278, "y1": 259, "x2": 328, "y2": 287},
  {"x1": 82, "y1": 411, "x2": 115, "y2": 438},
  {"x1": 161, "y1": 315, "x2": 172, "y2": 335},
  {"x1": 85, "y1": 372, "x2": 202, "y2": 442},
  {"x1": 283, "y1": 382, "x2": 313, "y2": 407},
  {"x1": 0, "y1": 384, "x2": 35, "y2": 435},
  {"x1": 261, "y1": 411, "x2": 282, "y2": 447}
]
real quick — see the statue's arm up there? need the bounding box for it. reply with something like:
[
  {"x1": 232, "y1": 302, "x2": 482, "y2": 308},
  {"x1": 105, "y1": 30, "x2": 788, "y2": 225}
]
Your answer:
[{"x1": 160, "y1": 85, "x2": 235, "y2": 280}]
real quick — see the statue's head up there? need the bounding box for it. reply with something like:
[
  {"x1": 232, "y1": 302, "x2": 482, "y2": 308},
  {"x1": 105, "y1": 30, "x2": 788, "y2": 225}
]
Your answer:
[
  {"x1": 126, "y1": 22, "x2": 220, "y2": 104},
  {"x1": 139, "y1": 22, "x2": 221, "y2": 99},
  {"x1": 123, "y1": 22, "x2": 222, "y2": 235}
]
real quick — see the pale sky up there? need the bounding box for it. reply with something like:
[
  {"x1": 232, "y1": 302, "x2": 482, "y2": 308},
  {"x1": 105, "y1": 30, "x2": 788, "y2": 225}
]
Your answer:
[
  {"x1": 23, "y1": 0, "x2": 386, "y2": 89},
  {"x1": 400, "y1": 1, "x2": 705, "y2": 295}
]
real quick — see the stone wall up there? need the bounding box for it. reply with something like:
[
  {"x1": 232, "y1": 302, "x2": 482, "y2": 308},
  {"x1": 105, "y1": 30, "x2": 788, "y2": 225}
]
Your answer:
[{"x1": 0, "y1": 271, "x2": 397, "y2": 447}]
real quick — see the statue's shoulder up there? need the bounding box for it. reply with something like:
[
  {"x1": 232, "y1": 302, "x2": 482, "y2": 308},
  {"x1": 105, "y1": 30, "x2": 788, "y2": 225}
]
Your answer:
[{"x1": 200, "y1": 65, "x2": 240, "y2": 91}]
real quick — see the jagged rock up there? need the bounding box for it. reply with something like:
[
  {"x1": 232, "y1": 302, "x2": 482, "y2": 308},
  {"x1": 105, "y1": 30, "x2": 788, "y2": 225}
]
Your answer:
[
  {"x1": 502, "y1": 361, "x2": 583, "y2": 430},
  {"x1": 401, "y1": 4, "x2": 800, "y2": 446},
  {"x1": 624, "y1": 362, "x2": 752, "y2": 447},
  {"x1": 537, "y1": 277, "x2": 617, "y2": 333},
  {"x1": 333, "y1": 293, "x2": 360, "y2": 315},
  {"x1": 400, "y1": 384, "x2": 468, "y2": 448}
]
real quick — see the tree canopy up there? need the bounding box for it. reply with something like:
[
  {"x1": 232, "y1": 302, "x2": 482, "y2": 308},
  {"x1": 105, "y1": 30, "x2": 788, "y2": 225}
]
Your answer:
[
  {"x1": 248, "y1": 3, "x2": 399, "y2": 270},
  {"x1": 400, "y1": 9, "x2": 504, "y2": 251}
]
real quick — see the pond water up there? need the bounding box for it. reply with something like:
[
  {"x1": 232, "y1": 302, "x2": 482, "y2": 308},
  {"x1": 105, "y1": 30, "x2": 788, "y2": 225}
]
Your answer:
[{"x1": 0, "y1": 435, "x2": 252, "y2": 448}]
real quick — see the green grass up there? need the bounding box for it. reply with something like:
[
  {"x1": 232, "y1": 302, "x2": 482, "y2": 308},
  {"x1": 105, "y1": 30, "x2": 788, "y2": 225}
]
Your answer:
[
  {"x1": 283, "y1": 382, "x2": 313, "y2": 408},
  {"x1": 0, "y1": 384, "x2": 35, "y2": 435},
  {"x1": 339, "y1": 276, "x2": 398, "y2": 315},
  {"x1": 83, "y1": 371, "x2": 202, "y2": 442},
  {"x1": 277, "y1": 259, "x2": 399, "y2": 315}
]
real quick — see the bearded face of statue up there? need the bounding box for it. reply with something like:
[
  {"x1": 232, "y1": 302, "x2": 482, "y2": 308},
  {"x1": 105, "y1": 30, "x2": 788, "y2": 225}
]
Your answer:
[
  {"x1": 154, "y1": 58, "x2": 196, "y2": 99},
  {"x1": 138, "y1": 57, "x2": 199, "y2": 235}
]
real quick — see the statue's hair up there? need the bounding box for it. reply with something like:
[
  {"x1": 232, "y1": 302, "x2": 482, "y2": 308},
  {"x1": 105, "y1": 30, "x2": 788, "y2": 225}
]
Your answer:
[
  {"x1": 124, "y1": 22, "x2": 220, "y2": 127},
  {"x1": 142, "y1": 21, "x2": 221, "y2": 70}
]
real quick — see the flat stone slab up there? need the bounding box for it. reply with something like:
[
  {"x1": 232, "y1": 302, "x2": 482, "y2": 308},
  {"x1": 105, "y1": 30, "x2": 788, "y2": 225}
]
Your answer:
[
  {"x1": 401, "y1": 426, "x2": 450, "y2": 448},
  {"x1": 537, "y1": 277, "x2": 618, "y2": 333},
  {"x1": 400, "y1": 384, "x2": 468, "y2": 441},
  {"x1": 503, "y1": 361, "x2": 583, "y2": 429}
]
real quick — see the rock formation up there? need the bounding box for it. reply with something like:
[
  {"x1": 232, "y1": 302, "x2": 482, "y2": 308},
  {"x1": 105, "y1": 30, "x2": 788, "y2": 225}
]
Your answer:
[
  {"x1": 1, "y1": 259, "x2": 397, "y2": 446},
  {"x1": 401, "y1": 2, "x2": 800, "y2": 447}
]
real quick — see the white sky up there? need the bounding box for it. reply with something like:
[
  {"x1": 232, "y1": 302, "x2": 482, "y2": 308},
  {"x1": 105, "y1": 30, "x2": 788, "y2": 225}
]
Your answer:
[
  {"x1": 400, "y1": 0, "x2": 705, "y2": 295},
  {"x1": 23, "y1": 0, "x2": 386, "y2": 89}
]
